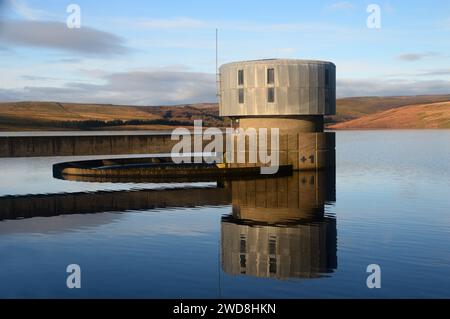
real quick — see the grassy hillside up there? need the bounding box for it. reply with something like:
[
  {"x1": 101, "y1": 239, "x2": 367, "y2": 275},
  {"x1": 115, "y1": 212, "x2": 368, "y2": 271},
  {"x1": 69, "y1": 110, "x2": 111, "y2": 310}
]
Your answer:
[
  {"x1": 0, "y1": 94, "x2": 449, "y2": 131},
  {"x1": 328, "y1": 94, "x2": 450, "y2": 124},
  {"x1": 0, "y1": 101, "x2": 225, "y2": 130},
  {"x1": 329, "y1": 101, "x2": 450, "y2": 129}
]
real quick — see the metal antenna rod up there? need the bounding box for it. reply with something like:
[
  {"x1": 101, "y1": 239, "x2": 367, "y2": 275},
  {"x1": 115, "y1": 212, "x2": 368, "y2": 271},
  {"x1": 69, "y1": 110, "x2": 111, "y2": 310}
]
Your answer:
[
  {"x1": 215, "y1": 28, "x2": 220, "y2": 98},
  {"x1": 215, "y1": 28, "x2": 218, "y2": 76}
]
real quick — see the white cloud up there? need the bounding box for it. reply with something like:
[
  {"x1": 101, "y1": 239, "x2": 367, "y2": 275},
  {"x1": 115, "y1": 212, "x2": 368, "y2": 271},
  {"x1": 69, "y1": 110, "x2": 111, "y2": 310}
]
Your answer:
[
  {"x1": 417, "y1": 68, "x2": 450, "y2": 76},
  {"x1": 2, "y1": 70, "x2": 450, "y2": 104},
  {"x1": 396, "y1": 52, "x2": 439, "y2": 62},
  {"x1": 0, "y1": 69, "x2": 217, "y2": 105},
  {"x1": 128, "y1": 37, "x2": 214, "y2": 50},
  {"x1": 327, "y1": 1, "x2": 354, "y2": 11},
  {"x1": 136, "y1": 17, "x2": 208, "y2": 29},
  {"x1": 7, "y1": 0, "x2": 56, "y2": 20},
  {"x1": 337, "y1": 78, "x2": 450, "y2": 97},
  {"x1": 0, "y1": 20, "x2": 128, "y2": 56},
  {"x1": 276, "y1": 48, "x2": 296, "y2": 54}
]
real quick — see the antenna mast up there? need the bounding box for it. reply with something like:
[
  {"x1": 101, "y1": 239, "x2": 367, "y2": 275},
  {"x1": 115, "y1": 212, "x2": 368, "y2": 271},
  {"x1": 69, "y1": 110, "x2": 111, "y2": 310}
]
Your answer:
[{"x1": 216, "y1": 28, "x2": 220, "y2": 98}]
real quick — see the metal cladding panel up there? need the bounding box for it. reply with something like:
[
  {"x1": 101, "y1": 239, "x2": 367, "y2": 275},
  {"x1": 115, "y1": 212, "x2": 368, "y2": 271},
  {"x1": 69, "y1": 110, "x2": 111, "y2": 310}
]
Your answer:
[
  {"x1": 255, "y1": 87, "x2": 266, "y2": 114},
  {"x1": 248, "y1": 87, "x2": 257, "y2": 114},
  {"x1": 330, "y1": 88, "x2": 336, "y2": 114},
  {"x1": 327, "y1": 65, "x2": 337, "y2": 115},
  {"x1": 298, "y1": 64, "x2": 310, "y2": 88},
  {"x1": 278, "y1": 64, "x2": 289, "y2": 87},
  {"x1": 224, "y1": 67, "x2": 233, "y2": 89},
  {"x1": 255, "y1": 64, "x2": 266, "y2": 87},
  {"x1": 330, "y1": 64, "x2": 335, "y2": 86},
  {"x1": 277, "y1": 87, "x2": 288, "y2": 113},
  {"x1": 318, "y1": 88, "x2": 325, "y2": 114},
  {"x1": 219, "y1": 59, "x2": 336, "y2": 117},
  {"x1": 308, "y1": 64, "x2": 319, "y2": 89},
  {"x1": 246, "y1": 64, "x2": 256, "y2": 88},
  {"x1": 309, "y1": 87, "x2": 319, "y2": 114},
  {"x1": 287, "y1": 88, "x2": 300, "y2": 113},
  {"x1": 318, "y1": 64, "x2": 325, "y2": 88},
  {"x1": 299, "y1": 88, "x2": 310, "y2": 113},
  {"x1": 289, "y1": 65, "x2": 300, "y2": 87}
]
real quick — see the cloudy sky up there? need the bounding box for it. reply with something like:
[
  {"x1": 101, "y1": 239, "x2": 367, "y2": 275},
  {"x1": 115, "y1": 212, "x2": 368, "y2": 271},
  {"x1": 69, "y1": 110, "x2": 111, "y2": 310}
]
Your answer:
[{"x1": 0, "y1": 0, "x2": 449, "y2": 105}]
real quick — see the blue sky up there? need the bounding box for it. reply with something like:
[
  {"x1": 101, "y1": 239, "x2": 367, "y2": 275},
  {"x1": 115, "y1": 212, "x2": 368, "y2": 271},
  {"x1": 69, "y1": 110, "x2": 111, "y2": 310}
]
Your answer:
[{"x1": 0, "y1": 0, "x2": 449, "y2": 105}]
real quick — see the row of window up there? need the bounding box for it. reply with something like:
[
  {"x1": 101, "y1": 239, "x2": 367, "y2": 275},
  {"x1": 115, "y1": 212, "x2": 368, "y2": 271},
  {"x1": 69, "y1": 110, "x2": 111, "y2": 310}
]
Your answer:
[
  {"x1": 238, "y1": 68, "x2": 331, "y2": 86},
  {"x1": 238, "y1": 68, "x2": 274, "y2": 86},
  {"x1": 238, "y1": 68, "x2": 275, "y2": 104},
  {"x1": 236, "y1": 68, "x2": 330, "y2": 104},
  {"x1": 238, "y1": 87, "x2": 274, "y2": 104},
  {"x1": 239, "y1": 236, "x2": 277, "y2": 274}
]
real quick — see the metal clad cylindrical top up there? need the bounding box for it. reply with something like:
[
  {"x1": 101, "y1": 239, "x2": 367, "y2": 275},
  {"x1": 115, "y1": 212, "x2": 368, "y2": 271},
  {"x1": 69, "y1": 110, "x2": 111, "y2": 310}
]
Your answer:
[{"x1": 219, "y1": 59, "x2": 336, "y2": 116}]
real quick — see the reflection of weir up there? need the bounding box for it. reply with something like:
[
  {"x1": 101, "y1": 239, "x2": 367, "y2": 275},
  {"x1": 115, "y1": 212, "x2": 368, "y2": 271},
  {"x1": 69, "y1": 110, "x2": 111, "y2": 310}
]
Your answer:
[
  {"x1": 0, "y1": 186, "x2": 231, "y2": 221},
  {"x1": 221, "y1": 170, "x2": 337, "y2": 280}
]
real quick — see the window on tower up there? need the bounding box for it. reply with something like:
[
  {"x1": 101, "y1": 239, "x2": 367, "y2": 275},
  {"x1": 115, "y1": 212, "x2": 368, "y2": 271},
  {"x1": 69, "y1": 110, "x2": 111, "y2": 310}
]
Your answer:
[
  {"x1": 267, "y1": 87, "x2": 275, "y2": 103},
  {"x1": 267, "y1": 68, "x2": 274, "y2": 84},
  {"x1": 238, "y1": 69, "x2": 244, "y2": 86},
  {"x1": 238, "y1": 88, "x2": 244, "y2": 104}
]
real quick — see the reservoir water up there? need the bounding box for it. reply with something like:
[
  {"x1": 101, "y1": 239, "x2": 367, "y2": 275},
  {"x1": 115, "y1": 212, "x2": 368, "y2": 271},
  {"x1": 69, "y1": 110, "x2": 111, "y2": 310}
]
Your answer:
[{"x1": 0, "y1": 130, "x2": 449, "y2": 298}]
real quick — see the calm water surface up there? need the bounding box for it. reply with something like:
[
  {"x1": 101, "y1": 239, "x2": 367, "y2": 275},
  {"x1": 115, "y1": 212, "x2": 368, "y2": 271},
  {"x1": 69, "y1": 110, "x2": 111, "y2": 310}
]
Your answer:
[{"x1": 0, "y1": 130, "x2": 449, "y2": 298}]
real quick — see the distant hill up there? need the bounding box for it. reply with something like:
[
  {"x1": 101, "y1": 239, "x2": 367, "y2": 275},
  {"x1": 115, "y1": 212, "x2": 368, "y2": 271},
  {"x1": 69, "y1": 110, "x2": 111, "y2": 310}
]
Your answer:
[
  {"x1": 0, "y1": 94, "x2": 449, "y2": 131},
  {"x1": 328, "y1": 94, "x2": 450, "y2": 124},
  {"x1": 0, "y1": 101, "x2": 224, "y2": 131},
  {"x1": 329, "y1": 101, "x2": 450, "y2": 129}
]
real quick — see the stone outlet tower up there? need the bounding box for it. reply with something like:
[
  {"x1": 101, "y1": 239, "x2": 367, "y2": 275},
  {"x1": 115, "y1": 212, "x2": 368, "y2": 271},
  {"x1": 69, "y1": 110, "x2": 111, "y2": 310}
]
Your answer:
[{"x1": 219, "y1": 59, "x2": 336, "y2": 170}]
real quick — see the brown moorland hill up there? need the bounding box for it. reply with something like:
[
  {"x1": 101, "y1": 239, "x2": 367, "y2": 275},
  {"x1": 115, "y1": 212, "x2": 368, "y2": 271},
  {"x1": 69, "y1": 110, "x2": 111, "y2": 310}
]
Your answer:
[
  {"x1": 0, "y1": 101, "x2": 225, "y2": 130},
  {"x1": 0, "y1": 94, "x2": 449, "y2": 131},
  {"x1": 329, "y1": 101, "x2": 450, "y2": 129},
  {"x1": 329, "y1": 94, "x2": 450, "y2": 124}
]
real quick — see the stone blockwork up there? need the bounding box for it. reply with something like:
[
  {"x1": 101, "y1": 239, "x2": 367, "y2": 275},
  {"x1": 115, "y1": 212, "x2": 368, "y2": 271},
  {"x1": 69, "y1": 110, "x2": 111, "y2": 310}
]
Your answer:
[
  {"x1": 230, "y1": 170, "x2": 335, "y2": 222},
  {"x1": 225, "y1": 131, "x2": 335, "y2": 170}
]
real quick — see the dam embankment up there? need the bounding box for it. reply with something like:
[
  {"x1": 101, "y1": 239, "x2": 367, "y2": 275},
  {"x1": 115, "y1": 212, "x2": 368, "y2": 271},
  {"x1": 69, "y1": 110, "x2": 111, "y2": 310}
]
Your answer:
[{"x1": 0, "y1": 133, "x2": 180, "y2": 157}]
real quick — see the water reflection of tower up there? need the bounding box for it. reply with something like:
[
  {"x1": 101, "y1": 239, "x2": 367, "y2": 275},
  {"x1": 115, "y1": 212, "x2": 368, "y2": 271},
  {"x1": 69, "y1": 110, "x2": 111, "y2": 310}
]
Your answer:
[{"x1": 221, "y1": 169, "x2": 337, "y2": 279}]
